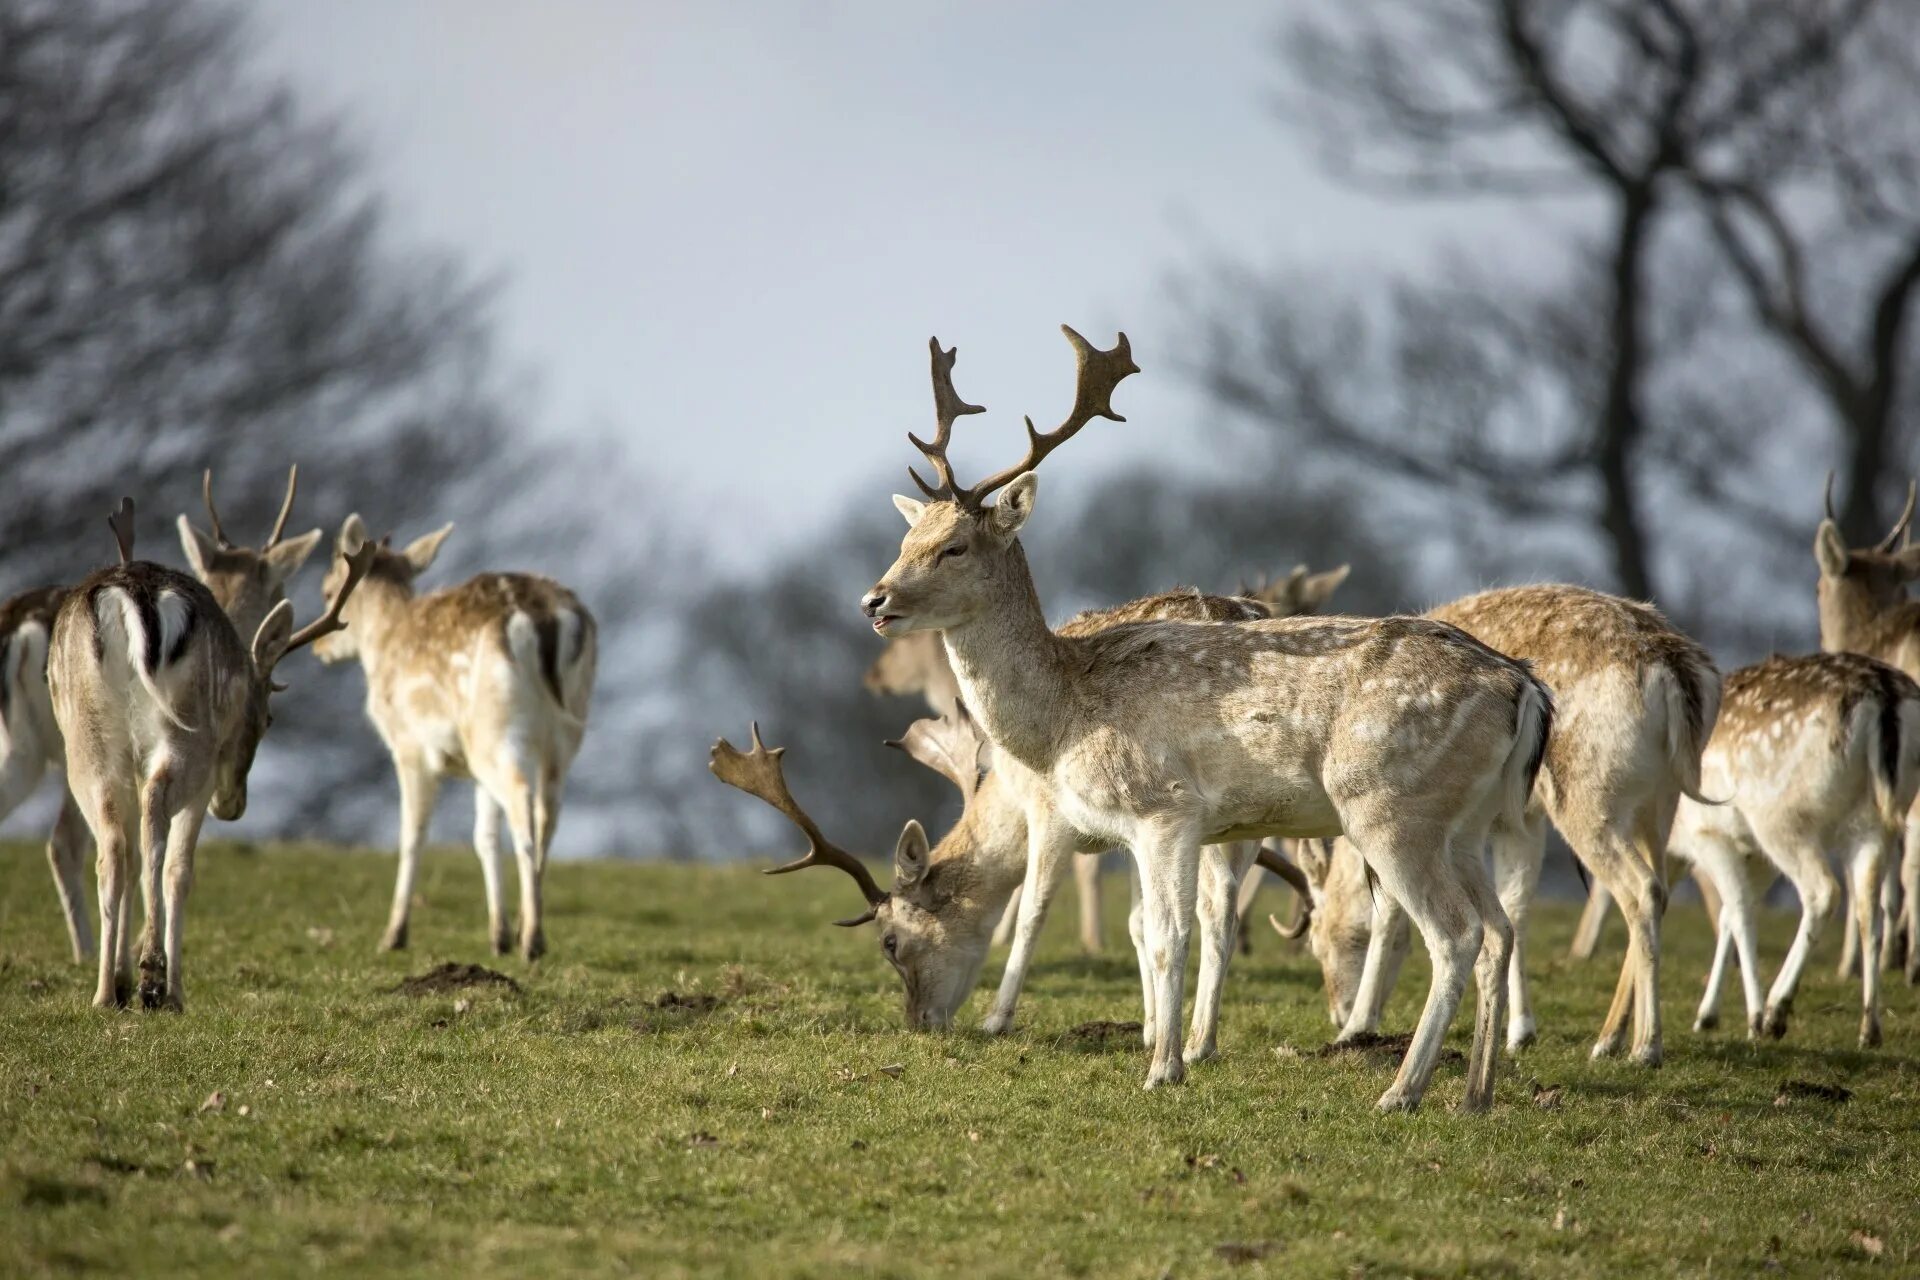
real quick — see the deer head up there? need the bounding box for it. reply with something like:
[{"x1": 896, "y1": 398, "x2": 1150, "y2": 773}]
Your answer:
[
  {"x1": 1243, "y1": 564, "x2": 1352, "y2": 617},
  {"x1": 178, "y1": 467, "x2": 325, "y2": 643},
  {"x1": 862, "y1": 326, "x2": 1137, "y2": 636},
  {"x1": 1813, "y1": 473, "x2": 1920, "y2": 653},
  {"x1": 1277, "y1": 837, "x2": 1385, "y2": 1027},
  {"x1": 209, "y1": 537, "x2": 377, "y2": 821},
  {"x1": 310, "y1": 514, "x2": 455, "y2": 663},
  {"x1": 710, "y1": 713, "x2": 1011, "y2": 1029}
]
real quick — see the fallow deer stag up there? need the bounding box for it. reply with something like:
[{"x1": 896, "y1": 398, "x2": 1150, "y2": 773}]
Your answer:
[
  {"x1": 48, "y1": 499, "x2": 374, "y2": 1011},
  {"x1": 860, "y1": 327, "x2": 1551, "y2": 1110},
  {"x1": 0, "y1": 585, "x2": 92, "y2": 962},
  {"x1": 1813, "y1": 475, "x2": 1920, "y2": 983},
  {"x1": 311, "y1": 517, "x2": 596, "y2": 960},
  {"x1": 177, "y1": 467, "x2": 325, "y2": 643},
  {"x1": 1670, "y1": 653, "x2": 1920, "y2": 1048}
]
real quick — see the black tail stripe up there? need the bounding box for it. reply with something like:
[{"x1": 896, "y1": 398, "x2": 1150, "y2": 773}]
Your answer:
[
  {"x1": 535, "y1": 615, "x2": 565, "y2": 704},
  {"x1": 1877, "y1": 670, "x2": 1902, "y2": 801},
  {"x1": 0, "y1": 633, "x2": 12, "y2": 723}
]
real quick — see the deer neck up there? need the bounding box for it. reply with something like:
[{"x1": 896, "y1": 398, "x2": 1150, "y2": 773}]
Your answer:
[
  {"x1": 345, "y1": 579, "x2": 415, "y2": 676},
  {"x1": 938, "y1": 542, "x2": 1072, "y2": 773}
]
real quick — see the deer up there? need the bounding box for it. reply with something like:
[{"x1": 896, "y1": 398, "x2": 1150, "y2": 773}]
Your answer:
[
  {"x1": 710, "y1": 711, "x2": 1312, "y2": 1060},
  {"x1": 1668, "y1": 653, "x2": 1920, "y2": 1048},
  {"x1": 310, "y1": 516, "x2": 597, "y2": 961},
  {"x1": 176, "y1": 467, "x2": 325, "y2": 644},
  {"x1": 1295, "y1": 585, "x2": 1718, "y2": 1065},
  {"x1": 0, "y1": 585, "x2": 93, "y2": 962},
  {"x1": 47, "y1": 499, "x2": 374, "y2": 1011},
  {"x1": 1813, "y1": 476, "x2": 1920, "y2": 984},
  {"x1": 858, "y1": 326, "x2": 1552, "y2": 1110}
]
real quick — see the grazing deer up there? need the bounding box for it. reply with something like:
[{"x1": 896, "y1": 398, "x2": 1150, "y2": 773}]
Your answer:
[
  {"x1": 48, "y1": 500, "x2": 373, "y2": 1010},
  {"x1": 0, "y1": 585, "x2": 93, "y2": 962},
  {"x1": 176, "y1": 467, "x2": 325, "y2": 644},
  {"x1": 1670, "y1": 653, "x2": 1920, "y2": 1047},
  {"x1": 710, "y1": 713, "x2": 1311, "y2": 1060},
  {"x1": 859, "y1": 327, "x2": 1551, "y2": 1110},
  {"x1": 1813, "y1": 477, "x2": 1920, "y2": 983},
  {"x1": 311, "y1": 516, "x2": 596, "y2": 960},
  {"x1": 1312, "y1": 585, "x2": 1718, "y2": 1064}
]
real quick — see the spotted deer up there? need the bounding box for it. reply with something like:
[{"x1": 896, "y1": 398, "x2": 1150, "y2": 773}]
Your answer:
[
  {"x1": 709, "y1": 711, "x2": 1309, "y2": 1060},
  {"x1": 176, "y1": 468, "x2": 325, "y2": 644},
  {"x1": 1813, "y1": 477, "x2": 1920, "y2": 983},
  {"x1": 755, "y1": 587, "x2": 1314, "y2": 1053},
  {"x1": 0, "y1": 585, "x2": 92, "y2": 962},
  {"x1": 1669, "y1": 653, "x2": 1920, "y2": 1048},
  {"x1": 311, "y1": 516, "x2": 597, "y2": 961},
  {"x1": 858, "y1": 326, "x2": 1551, "y2": 1110},
  {"x1": 1304, "y1": 585, "x2": 1718, "y2": 1065},
  {"x1": 48, "y1": 500, "x2": 373, "y2": 1010}
]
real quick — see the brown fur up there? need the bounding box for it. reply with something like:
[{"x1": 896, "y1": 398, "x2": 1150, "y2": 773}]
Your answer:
[{"x1": 1719, "y1": 654, "x2": 1920, "y2": 798}]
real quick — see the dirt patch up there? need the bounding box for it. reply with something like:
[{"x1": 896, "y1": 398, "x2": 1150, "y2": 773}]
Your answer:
[
  {"x1": 1774, "y1": 1079, "x2": 1852, "y2": 1106},
  {"x1": 1316, "y1": 1031, "x2": 1464, "y2": 1068},
  {"x1": 1053, "y1": 1020, "x2": 1143, "y2": 1051},
  {"x1": 1214, "y1": 1241, "x2": 1278, "y2": 1265},
  {"x1": 385, "y1": 963, "x2": 520, "y2": 997},
  {"x1": 654, "y1": 991, "x2": 721, "y2": 1013}
]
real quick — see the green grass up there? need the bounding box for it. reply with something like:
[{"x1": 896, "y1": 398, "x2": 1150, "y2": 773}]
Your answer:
[{"x1": 2, "y1": 841, "x2": 1917, "y2": 1278}]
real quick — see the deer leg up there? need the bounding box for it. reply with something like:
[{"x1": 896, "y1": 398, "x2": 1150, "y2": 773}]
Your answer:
[
  {"x1": 1837, "y1": 874, "x2": 1862, "y2": 978},
  {"x1": 1456, "y1": 829, "x2": 1512, "y2": 1113},
  {"x1": 1678, "y1": 832, "x2": 1757, "y2": 1034},
  {"x1": 47, "y1": 787, "x2": 95, "y2": 962},
  {"x1": 1753, "y1": 823, "x2": 1839, "y2": 1040},
  {"x1": 1134, "y1": 821, "x2": 1201, "y2": 1089},
  {"x1": 1573, "y1": 822, "x2": 1666, "y2": 1064},
  {"x1": 1184, "y1": 842, "x2": 1250, "y2": 1065},
  {"x1": 1074, "y1": 853, "x2": 1103, "y2": 953},
  {"x1": 486, "y1": 768, "x2": 550, "y2": 963},
  {"x1": 86, "y1": 794, "x2": 130, "y2": 1009},
  {"x1": 136, "y1": 769, "x2": 174, "y2": 1011},
  {"x1": 991, "y1": 887, "x2": 1021, "y2": 948},
  {"x1": 159, "y1": 804, "x2": 204, "y2": 1013},
  {"x1": 1570, "y1": 882, "x2": 1613, "y2": 959},
  {"x1": 1336, "y1": 892, "x2": 1409, "y2": 1041},
  {"x1": 1362, "y1": 823, "x2": 1482, "y2": 1114},
  {"x1": 1903, "y1": 812, "x2": 1920, "y2": 984},
  {"x1": 980, "y1": 815, "x2": 1076, "y2": 1035},
  {"x1": 1127, "y1": 863, "x2": 1154, "y2": 1048},
  {"x1": 1490, "y1": 816, "x2": 1545, "y2": 1051},
  {"x1": 380, "y1": 755, "x2": 441, "y2": 952},
  {"x1": 1849, "y1": 834, "x2": 1891, "y2": 1048},
  {"x1": 1875, "y1": 855, "x2": 1901, "y2": 974},
  {"x1": 472, "y1": 788, "x2": 511, "y2": 956}
]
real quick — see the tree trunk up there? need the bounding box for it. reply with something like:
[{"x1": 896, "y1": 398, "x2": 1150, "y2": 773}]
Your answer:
[{"x1": 1594, "y1": 185, "x2": 1657, "y2": 599}]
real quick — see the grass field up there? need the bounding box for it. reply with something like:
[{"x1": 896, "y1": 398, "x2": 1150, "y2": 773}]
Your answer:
[{"x1": 2, "y1": 840, "x2": 1917, "y2": 1278}]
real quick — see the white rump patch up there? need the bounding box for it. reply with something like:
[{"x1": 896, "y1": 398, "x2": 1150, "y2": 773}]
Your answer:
[{"x1": 155, "y1": 590, "x2": 193, "y2": 666}]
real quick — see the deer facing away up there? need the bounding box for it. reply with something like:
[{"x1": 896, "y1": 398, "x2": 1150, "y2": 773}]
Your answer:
[
  {"x1": 311, "y1": 516, "x2": 596, "y2": 961},
  {"x1": 48, "y1": 500, "x2": 373, "y2": 1010},
  {"x1": 859, "y1": 326, "x2": 1551, "y2": 1110}
]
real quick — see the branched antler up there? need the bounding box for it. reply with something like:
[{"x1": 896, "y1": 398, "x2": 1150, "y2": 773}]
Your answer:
[
  {"x1": 259, "y1": 538, "x2": 376, "y2": 688},
  {"x1": 205, "y1": 465, "x2": 301, "y2": 549},
  {"x1": 1877, "y1": 479, "x2": 1916, "y2": 552},
  {"x1": 108, "y1": 497, "x2": 136, "y2": 565},
  {"x1": 709, "y1": 723, "x2": 889, "y2": 926},
  {"x1": 886, "y1": 702, "x2": 988, "y2": 805},
  {"x1": 202, "y1": 470, "x2": 232, "y2": 548},
  {"x1": 909, "y1": 325, "x2": 1139, "y2": 510}
]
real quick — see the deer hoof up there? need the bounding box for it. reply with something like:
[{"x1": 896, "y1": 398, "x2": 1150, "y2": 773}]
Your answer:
[
  {"x1": 1761, "y1": 1005, "x2": 1789, "y2": 1039},
  {"x1": 1860, "y1": 1017, "x2": 1882, "y2": 1049},
  {"x1": 1692, "y1": 1011, "x2": 1718, "y2": 1033},
  {"x1": 379, "y1": 924, "x2": 409, "y2": 952},
  {"x1": 1143, "y1": 1058, "x2": 1186, "y2": 1090},
  {"x1": 1630, "y1": 1042, "x2": 1662, "y2": 1068},
  {"x1": 980, "y1": 1011, "x2": 1014, "y2": 1036},
  {"x1": 1182, "y1": 1043, "x2": 1219, "y2": 1066},
  {"x1": 1375, "y1": 1087, "x2": 1419, "y2": 1114}
]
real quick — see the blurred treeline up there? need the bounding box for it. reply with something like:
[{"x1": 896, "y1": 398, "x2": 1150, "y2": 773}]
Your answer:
[{"x1": 3, "y1": 0, "x2": 1917, "y2": 860}]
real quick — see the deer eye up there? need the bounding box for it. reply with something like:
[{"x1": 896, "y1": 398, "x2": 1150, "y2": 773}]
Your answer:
[
  {"x1": 883, "y1": 934, "x2": 899, "y2": 957},
  {"x1": 940, "y1": 544, "x2": 967, "y2": 561}
]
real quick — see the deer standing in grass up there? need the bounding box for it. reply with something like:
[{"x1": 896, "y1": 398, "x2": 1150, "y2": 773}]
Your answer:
[
  {"x1": 725, "y1": 588, "x2": 1315, "y2": 1058},
  {"x1": 858, "y1": 327, "x2": 1550, "y2": 1109},
  {"x1": 1300, "y1": 585, "x2": 1717, "y2": 1065},
  {"x1": 48, "y1": 500, "x2": 373, "y2": 1010},
  {"x1": 311, "y1": 517, "x2": 596, "y2": 961},
  {"x1": 1669, "y1": 653, "x2": 1920, "y2": 1048},
  {"x1": 1814, "y1": 478, "x2": 1920, "y2": 983},
  {"x1": 0, "y1": 585, "x2": 94, "y2": 962}
]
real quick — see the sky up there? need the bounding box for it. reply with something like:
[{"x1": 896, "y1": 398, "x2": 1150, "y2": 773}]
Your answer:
[{"x1": 249, "y1": 1, "x2": 1550, "y2": 564}]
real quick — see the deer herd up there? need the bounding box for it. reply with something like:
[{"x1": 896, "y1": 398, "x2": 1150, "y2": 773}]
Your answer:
[{"x1": 4, "y1": 327, "x2": 1918, "y2": 1113}]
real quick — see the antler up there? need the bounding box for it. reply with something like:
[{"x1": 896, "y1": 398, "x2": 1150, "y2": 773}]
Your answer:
[
  {"x1": 261, "y1": 538, "x2": 376, "y2": 686},
  {"x1": 1256, "y1": 842, "x2": 1314, "y2": 939},
  {"x1": 906, "y1": 339, "x2": 986, "y2": 502},
  {"x1": 908, "y1": 325, "x2": 1138, "y2": 511},
  {"x1": 1875, "y1": 478, "x2": 1917, "y2": 553},
  {"x1": 886, "y1": 702, "x2": 987, "y2": 805},
  {"x1": 265, "y1": 465, "x2": 298, "y2": 549},
  {"x1": 1823, "y1": 470, "x2": 1838, "y2": 523},
  {"x1": 709, "y1": 723, "x2": 888, "y2": 926},
  {"x1": 202, "y1": 470, "x2": 233, "y2": 548},
  {"x1": 108, "y1": 497, "x2": 136, "y2": 565}
]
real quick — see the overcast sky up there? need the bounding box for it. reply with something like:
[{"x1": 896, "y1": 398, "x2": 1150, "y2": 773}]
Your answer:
[{"x1": 248, "y1": 2, "x2": 1560, "y2": 563}]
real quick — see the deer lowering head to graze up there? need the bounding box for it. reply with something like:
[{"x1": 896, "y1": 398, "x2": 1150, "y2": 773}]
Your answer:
[
  {"x1": 177, "y1": 467, "x2": 325, "y2": 644},
  {"x1": 858, "y1": 326, "x2": 1551, "y2": 1110},
  {"x1": 311, "y1": 516, "x2": 597, "y2": 960},
  {"x1": 48, "y1": 499, "x2": 374, "y2": 1011},
  {"x1": 1302, "y1": 586, "x2": 1717, "y2": 1065},
  {"x1": 1670, "y1": 653, "x2": 1920, "y2": 1047},
  {"x1": 1813, "y1": 476, "x2": 1920, "y2": 982},
  {"x1": 0, "y1": 585, "x2": 93, "y2": 963}
]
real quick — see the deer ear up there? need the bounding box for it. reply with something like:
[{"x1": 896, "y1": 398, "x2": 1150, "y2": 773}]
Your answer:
[
  {"x1": 893, "y1": 819, "x2": 930, "y2": 890},
  {"x1": 262, "y1": 529, "x2": 323, "y2": 587},
  {"x1": 177, "y1": 516, "x2": 218, "y2": 581},
  {"x1": 988, "y1": 472, "x2": 1038, "y2": 538},
  {"x1": 893, "y1": 494, "x2": 927, "y2": 527},
  {"x1": 339, "y1": 513, "x2": 369, "y2": 553},
  {"x1": 402, "y1": 523, "x2": 455, "y2": 573},
  {"x1": 1298, "y1": 565, "x2": 1351, "y2": 611},
  {"x1": 1814, "y1": 519, "x2": 1850, "y2": 578},
  {"x1": 250, "y1": 598, "x2": 296, "y2": 674}
]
